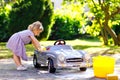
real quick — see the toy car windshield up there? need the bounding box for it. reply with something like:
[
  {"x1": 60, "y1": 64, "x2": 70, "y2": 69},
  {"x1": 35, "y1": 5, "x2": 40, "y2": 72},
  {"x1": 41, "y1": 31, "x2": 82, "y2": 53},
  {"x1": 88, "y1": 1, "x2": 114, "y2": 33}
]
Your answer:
[{"x1": 49, "y1": 45, "x2": 73, "y2": 51}]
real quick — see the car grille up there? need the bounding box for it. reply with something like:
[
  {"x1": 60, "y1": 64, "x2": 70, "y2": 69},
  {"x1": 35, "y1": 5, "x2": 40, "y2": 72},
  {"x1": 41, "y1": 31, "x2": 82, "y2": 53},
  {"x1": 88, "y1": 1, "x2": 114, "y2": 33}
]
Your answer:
[{"x1": 66, "y1": 58, "x2": 83, "y2": 63}]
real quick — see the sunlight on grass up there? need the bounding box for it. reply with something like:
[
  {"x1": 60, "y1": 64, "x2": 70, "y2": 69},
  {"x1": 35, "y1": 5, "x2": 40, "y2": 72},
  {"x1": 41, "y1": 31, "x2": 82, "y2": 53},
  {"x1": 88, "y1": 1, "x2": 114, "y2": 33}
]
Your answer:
[
  {"x1": 40, "y1": 39, "x2": 102, "y2": 47},
  {"x1": 41, "y1": 39, "x2": 120, "y2": 56},
  {"x1": 0, "y1": 39, "x2": 120, "y2": 59},
  {"x1": 66, "y1": 39, "x2": 102, "y2": 46},
  {"x1": 0, "y1": 42, "x2": 12, "y2": 58}
]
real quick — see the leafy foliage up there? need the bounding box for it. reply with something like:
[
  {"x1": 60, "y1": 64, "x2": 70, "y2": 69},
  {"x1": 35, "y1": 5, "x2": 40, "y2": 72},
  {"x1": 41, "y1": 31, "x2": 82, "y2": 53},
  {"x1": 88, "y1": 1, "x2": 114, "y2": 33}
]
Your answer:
[
  {"x1": 49, "y1": 2, "x2": 85, "y2": 40},
  {"x1": 8, "y1": 0, "x2": 54, "y2": 40},
  {"x1": 0, "y1": 4, "x2": 11, "y2": 41},
  {"x1": 63, "y1": 0, "x2": 120, "y2": 45},
  {"x1": 82, "y1": 0, "x2": 120, "y2": 45},
  {"x1": 86, "y1": 20, "x2": 101, "y2": 37},
  {"x1": 112, "y1": 23, "x2": 120, "y2": 35}
]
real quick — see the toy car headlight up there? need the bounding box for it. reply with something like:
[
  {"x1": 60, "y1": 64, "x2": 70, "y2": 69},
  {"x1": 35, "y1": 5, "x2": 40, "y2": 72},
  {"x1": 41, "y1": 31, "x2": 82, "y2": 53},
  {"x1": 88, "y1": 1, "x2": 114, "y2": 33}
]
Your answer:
[
  {"x1": 58, "y1": 54, "x2": 65, "y2": 62},
  {"x1": 84, "y1": 54, "x2": 91, "y2": 61}
]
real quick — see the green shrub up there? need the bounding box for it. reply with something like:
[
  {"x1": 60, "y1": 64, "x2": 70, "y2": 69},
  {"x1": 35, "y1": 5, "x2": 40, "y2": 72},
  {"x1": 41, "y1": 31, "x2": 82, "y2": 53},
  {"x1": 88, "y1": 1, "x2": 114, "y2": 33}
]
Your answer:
[
  {"x1": 38, "y1": 0, "x2": 54, "y2": 40},
  {"x1": 49, "y1": 3, "x2": 84, "y2": 40},
  {"x1": 0, "y1": 4, "x2": 11, "y2": 41},
  {"x1": 112, "y1": 23, "x2": 120, "y2": 35},
  {"x1": 8, "y1": 0, "x2": 54, "y2": 40},
  {"x1": 49, "y1": 14, "x2": 81, "y2": 40}
]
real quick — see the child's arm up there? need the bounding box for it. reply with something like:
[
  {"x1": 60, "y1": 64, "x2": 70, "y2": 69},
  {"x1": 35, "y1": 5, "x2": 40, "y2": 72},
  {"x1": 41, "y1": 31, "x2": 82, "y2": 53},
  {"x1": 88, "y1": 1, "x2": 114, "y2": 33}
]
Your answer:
[{"x1": 29, "y1": 36, "x2": 42, "y2": 52}]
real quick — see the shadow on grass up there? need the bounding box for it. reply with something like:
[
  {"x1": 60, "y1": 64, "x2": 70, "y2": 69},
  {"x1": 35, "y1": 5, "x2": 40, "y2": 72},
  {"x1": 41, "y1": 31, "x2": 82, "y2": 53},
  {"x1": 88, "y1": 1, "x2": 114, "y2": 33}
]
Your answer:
[
  {"x1": 73, "y1": 45, "x2": 120, "y2": 56},
  {"x1": 0, "y1": 42, "x2": 6, "y2": 46},
  {"x1": 73, "y1": 45, "x2": 101, "y2": 50},
  {"x1": 80, "y1": 38, "x2": 101, "y2": 42}
]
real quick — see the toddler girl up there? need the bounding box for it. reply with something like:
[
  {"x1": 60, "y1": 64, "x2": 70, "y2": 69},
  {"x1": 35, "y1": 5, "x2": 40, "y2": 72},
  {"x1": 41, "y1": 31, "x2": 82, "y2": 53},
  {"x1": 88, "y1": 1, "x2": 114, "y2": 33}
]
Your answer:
[{"x1": 6, "y1": 21, "x2": 44, "y2": 71}]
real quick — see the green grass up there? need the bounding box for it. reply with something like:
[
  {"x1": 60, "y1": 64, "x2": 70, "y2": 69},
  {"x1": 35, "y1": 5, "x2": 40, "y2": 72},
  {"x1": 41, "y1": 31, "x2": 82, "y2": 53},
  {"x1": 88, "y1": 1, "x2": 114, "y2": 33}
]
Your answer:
[{"x1": 0, "y1": 39, "x2": 120, "y2": 59}]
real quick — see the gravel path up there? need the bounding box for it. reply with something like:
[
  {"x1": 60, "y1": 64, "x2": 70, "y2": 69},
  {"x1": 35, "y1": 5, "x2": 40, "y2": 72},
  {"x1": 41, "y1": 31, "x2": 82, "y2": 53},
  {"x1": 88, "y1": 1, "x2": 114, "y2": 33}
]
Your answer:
[
  {"x1": 0, "y1": 58, "x2": 57, "y2": 80},
  {"x1": 0, "y1": 54, "x2": 120, "y2": 80}
]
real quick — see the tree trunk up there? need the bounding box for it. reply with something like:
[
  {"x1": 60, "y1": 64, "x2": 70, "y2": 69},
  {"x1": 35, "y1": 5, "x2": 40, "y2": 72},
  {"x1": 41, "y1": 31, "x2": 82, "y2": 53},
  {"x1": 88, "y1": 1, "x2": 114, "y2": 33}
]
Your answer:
[
  {"x1": 100, "y1": 27, "x2": 108, "y2": 45},
  {"x1": 101, "y1": 3, "x2": 120, "y2": 46},
  {"x1": 103, "y1": 22, "x2": 119, "y2": 45},
  {"x1": 96, "y1": 17, "x2": 108, "y2": 45},
  {"x1": 117, "y1": 34, "x2": 120, "y2": 45}
]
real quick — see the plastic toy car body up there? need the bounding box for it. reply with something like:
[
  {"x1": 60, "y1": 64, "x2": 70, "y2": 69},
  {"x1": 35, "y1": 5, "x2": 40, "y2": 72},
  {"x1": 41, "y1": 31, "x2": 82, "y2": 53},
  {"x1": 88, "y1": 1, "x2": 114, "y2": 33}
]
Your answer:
[{"x1": 33, "y1": 39, "x2": 91, "y2": 73}]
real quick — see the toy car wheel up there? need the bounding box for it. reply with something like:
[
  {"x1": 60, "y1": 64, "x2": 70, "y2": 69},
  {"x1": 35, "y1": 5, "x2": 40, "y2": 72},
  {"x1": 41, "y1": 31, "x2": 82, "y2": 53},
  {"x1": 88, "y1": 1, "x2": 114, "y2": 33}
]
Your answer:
[
  {"x1": 48, "y1": 59, "x2": 56, "y2": 73},
  {"x1": 33, "y1": 54, "x2": 41, "y2": 68},
  {"x1": 79, "y1": 67, "x2": 87, "y2": 71}
]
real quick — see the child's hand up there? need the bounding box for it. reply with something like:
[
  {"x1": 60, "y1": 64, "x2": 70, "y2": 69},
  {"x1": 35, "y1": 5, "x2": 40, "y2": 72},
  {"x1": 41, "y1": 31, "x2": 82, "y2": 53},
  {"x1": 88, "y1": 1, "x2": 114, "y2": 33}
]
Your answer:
[
  {"x1": 37, "y1": 48, "x2": 42, "y2": 52},
  {"x1": 38, "y1": 46, "x2": 46, "y2": 52},
  {"x1": 41, "y1": 46, "x2": 46, "y2": 51}
]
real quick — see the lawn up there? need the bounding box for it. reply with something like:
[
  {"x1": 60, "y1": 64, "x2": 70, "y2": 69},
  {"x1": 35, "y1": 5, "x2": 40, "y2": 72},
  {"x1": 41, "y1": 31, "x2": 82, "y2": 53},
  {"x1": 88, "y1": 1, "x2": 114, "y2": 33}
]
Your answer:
[{"x1": 0, "y1": 39, "x2": 120, "y2": 59}]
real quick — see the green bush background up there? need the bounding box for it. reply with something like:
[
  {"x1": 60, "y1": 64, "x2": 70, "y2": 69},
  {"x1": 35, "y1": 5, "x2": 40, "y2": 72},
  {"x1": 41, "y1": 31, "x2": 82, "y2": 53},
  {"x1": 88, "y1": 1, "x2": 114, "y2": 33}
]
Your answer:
[
  {"x1": 0, "y1": 0, "x2": 120, "y2": 43},
  {"x1": 0, "y1": 0, "x2": 54, "y2": 41}
]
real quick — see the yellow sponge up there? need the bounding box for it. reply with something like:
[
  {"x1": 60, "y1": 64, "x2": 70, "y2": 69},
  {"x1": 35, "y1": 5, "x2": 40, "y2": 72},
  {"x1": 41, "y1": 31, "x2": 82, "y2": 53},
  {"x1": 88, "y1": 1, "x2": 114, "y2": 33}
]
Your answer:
[{"x1": 106, "y1": 74, "x2": 118, "y2": 80}]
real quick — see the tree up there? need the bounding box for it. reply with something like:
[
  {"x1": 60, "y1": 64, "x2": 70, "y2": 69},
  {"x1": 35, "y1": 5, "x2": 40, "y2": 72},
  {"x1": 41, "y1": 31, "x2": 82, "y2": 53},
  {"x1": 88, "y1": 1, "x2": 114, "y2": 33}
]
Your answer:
[
  {"x1": 64, "y1": 0, "x2": 120, "y2": 45},
  {"x1": 8, "y1": 0, "x2": 54, "y2": 40},
  {"x1": 87, "y1": 0, "x2": 120, "y2": 45},
  {"x1": 0, "y1": 4, "x2": 11, "y2": 41}
]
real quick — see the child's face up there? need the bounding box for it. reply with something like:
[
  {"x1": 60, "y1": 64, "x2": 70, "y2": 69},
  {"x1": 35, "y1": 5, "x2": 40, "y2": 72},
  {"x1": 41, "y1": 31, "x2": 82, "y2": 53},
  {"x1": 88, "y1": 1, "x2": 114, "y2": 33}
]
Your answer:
[{"x1": 33, "y1": 29, "x2": 42, "y2": 36}]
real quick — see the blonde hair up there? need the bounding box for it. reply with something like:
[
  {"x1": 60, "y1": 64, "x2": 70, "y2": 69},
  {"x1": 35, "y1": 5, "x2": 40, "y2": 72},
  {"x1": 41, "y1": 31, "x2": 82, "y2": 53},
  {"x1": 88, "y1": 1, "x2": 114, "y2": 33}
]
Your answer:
[{"x1": 28, "y1": 21, "x2": 44, "y2": 31}]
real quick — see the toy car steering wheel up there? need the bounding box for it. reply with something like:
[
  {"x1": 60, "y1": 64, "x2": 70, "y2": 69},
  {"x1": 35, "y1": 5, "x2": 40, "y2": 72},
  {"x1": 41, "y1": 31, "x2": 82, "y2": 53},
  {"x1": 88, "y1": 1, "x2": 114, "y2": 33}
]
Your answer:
[{"x1": 54, "y1": 39, "x2": 66, "y2": 45}]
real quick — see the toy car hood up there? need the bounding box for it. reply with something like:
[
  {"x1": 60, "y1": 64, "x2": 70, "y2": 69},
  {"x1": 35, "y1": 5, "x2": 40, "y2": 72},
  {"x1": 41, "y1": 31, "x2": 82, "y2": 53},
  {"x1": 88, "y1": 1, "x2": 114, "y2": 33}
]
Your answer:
[
  {"x1": 45, "y1": 45, "x2": 85, "y2": 59},
  {"x1": 55, "y1": 49, "x2": 83, "y2": 58}
]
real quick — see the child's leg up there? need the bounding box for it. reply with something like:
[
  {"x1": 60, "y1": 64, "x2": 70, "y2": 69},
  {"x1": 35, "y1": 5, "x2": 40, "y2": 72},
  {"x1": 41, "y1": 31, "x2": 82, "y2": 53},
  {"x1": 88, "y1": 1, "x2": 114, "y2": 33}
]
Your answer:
[
  {"x1": 13, "y1": 53, "x2": 27, "y2": 70},
  {"x1": 13, "y1": 53, "x2": 22, "y2": 67}
]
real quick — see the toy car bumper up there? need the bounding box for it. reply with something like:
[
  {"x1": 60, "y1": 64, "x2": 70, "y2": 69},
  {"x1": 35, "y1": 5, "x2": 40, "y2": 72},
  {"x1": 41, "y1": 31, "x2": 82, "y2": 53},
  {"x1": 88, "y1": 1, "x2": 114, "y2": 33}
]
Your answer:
[{"x1": 57, "y1": 62, "x2": 91, "y2": 68}]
